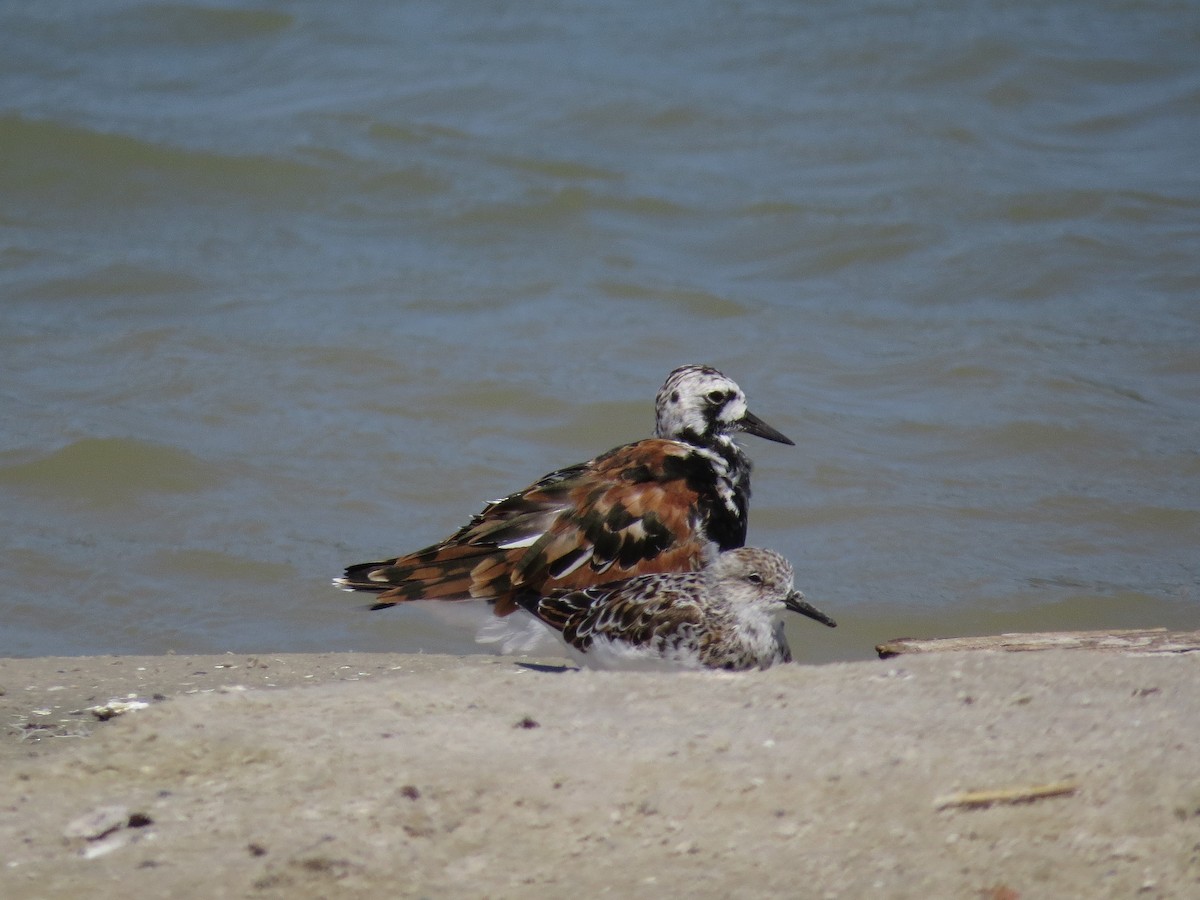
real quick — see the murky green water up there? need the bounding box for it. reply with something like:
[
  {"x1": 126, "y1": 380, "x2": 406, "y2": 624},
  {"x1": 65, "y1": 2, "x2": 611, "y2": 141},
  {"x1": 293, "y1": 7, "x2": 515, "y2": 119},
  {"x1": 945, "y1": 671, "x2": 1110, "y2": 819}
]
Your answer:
[{"x1": 2, "y1": 1, "x2": 1197, "y2": 662}]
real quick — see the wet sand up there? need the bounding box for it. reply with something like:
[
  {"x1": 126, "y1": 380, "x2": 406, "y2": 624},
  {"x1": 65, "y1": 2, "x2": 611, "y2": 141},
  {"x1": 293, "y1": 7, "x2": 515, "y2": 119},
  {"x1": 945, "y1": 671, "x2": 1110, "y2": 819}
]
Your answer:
[{"x1": 2, "y1": 649, "x2": 1198, "y2": 898}]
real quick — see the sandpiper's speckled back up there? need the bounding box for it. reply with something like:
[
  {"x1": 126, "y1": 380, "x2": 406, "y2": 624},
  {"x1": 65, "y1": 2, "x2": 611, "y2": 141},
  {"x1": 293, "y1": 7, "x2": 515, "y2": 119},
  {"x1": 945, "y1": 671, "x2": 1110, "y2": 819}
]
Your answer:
[{"x1": 506, "y1": 547, "x2": 837, "y2": 671}]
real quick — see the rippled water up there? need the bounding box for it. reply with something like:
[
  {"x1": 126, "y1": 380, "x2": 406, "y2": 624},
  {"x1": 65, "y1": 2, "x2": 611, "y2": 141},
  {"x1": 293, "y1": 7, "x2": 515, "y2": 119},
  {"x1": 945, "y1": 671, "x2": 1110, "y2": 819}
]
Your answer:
[{"x1": 2, "y1": 1, "x2": 1197, "y2": 663}]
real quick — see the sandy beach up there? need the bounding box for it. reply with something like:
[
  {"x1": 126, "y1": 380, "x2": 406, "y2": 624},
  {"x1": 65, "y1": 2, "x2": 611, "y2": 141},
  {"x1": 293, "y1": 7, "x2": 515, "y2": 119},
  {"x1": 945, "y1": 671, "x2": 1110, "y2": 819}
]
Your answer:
[{"x1": 2, "y1": 648, "x2": 1198, "y2": 898}]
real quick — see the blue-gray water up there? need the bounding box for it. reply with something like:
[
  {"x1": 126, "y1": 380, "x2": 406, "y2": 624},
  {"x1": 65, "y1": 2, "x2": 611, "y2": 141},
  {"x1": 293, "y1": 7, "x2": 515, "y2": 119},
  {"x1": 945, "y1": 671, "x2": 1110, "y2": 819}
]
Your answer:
[{"x1": 2, "y1": 1, "x2": 1197, "y2": 663}]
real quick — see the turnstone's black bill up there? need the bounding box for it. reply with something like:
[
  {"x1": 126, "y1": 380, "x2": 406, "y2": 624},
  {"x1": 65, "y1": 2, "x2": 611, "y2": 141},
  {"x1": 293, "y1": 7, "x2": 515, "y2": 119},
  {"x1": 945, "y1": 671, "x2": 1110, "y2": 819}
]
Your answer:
[
  {"x1": 335, "y1": 365, "x2": 794, "y2": 615},
  {"x1": 493, "y1": 547, "x2": 835, "y2": 670},
  {"x1": 736, "y1": 410, "x2": 794, "y2": 446}
]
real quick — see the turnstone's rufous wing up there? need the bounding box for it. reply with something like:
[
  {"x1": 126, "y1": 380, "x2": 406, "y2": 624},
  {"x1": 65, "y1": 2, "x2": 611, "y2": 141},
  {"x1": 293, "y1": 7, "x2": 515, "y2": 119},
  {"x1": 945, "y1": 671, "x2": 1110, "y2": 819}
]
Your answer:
[{"x1": 337, "y1": 365, "x2": 794, "y2": 615}]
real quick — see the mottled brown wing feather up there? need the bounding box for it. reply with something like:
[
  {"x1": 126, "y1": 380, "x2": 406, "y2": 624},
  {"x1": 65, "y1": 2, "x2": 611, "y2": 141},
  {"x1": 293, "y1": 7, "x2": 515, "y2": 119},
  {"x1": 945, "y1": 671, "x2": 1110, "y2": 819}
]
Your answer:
[
  {"x1": 582, "y1": 595, "x2": 707, "y2": 653},
  {"x1": 342, "y1": 439, "x2": 714, "y2": 614},
  {"x1": 523, "y1": 580, "x2": 708, "y2": 654},
  {"x1": 498, "y1": 441, "x2": 717, "y2": 609}
]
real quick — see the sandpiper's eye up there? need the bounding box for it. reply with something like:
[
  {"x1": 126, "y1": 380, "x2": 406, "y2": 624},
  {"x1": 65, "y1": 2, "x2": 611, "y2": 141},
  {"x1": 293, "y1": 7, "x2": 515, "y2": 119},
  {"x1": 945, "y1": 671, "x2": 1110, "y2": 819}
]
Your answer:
[
  {"x1": 707, "y1": 390, "x2": 725, "y2": 403},
  {"x1": 671, "y1": 391, "x2": 680, "y2": 403},
  {"x1": 746, "y1": 572, "x2": 763, "y2": 585}
]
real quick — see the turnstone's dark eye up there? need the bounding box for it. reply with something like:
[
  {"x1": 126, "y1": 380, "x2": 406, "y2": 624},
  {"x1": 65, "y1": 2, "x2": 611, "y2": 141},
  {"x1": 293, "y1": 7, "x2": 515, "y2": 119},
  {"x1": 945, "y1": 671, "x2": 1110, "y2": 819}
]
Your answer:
[
  {"x1": 671, "y1": 391, "x2": 680, "y2": 403},
  {"x1": 707, "y1": 390, "x2": 725, "y2": 403},
  {"x1": 746, "y1": 572, "x2": 763, "y2": 584}
]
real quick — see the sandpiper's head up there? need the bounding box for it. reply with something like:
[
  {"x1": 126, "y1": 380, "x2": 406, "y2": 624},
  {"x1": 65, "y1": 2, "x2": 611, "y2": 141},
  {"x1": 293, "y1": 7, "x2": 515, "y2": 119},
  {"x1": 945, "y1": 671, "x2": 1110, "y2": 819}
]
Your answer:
[
  {"x1": 654, "y1": 365, "x2": 793, "y2": 447},
  {"x1": 713, "y1": 547, "x2": 837, "y2": 628}
]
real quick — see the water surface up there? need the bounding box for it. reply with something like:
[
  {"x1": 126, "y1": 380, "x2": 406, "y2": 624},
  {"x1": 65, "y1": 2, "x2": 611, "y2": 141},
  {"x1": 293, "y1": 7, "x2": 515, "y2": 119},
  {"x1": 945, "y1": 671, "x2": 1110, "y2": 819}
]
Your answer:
[{"x1": 2, "y1": 1, "x2": 1197, "y2": 662}]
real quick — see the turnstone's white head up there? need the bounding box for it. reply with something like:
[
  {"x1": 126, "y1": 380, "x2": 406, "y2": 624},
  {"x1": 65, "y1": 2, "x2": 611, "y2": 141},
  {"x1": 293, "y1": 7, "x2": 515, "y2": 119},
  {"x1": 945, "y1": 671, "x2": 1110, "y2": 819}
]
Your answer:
[{"x1": 655, "y1": 365, "x2": 793, "y2": 447}]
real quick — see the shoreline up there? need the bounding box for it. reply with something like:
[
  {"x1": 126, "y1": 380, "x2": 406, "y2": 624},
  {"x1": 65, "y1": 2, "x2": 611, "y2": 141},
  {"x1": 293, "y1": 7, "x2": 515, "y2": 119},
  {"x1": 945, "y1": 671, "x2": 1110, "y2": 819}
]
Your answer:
[{"x1": 3, "y1": 649, "x2": 1198, "y2": 897}]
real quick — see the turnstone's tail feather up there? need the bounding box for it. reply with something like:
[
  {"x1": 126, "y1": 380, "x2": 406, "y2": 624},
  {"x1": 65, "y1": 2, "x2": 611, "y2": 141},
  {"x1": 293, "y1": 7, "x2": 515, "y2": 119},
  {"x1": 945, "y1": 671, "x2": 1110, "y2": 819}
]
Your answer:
[
  {"x1": 337, "y1": 365, "x2": 793, "y2": 616},
  {"x1": 505, "y1": 547, "x2": 836, "y2": 670}
]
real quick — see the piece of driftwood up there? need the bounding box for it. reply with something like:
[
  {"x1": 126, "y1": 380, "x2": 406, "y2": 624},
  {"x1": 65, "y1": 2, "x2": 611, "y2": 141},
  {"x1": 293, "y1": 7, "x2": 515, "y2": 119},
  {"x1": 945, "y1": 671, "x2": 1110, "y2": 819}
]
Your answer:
[
  {"x1": 876, "y1": 628, "x2": 1200, "y2": 659},
  {"x1": 934, "y1": 780, "x2": 1079, "y2": 811}
]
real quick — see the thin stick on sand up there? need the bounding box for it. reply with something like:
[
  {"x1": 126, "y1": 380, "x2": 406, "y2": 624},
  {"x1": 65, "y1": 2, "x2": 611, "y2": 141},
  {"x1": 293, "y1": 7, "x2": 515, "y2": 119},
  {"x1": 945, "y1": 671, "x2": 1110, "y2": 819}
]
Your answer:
[{"x1": 934, "y1": 780, "x2": 1079, "y2": 811}]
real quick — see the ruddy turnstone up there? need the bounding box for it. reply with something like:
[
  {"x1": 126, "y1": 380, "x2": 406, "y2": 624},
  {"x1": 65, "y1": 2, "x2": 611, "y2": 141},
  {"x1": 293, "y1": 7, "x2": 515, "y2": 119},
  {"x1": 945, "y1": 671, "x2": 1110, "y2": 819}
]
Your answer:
[
  {"x1": 336, "y1": 365, "x2": 794, "y2": 615},
  {"x1": 484, "y1": 547, "x2": 836, "y2": 670}
]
